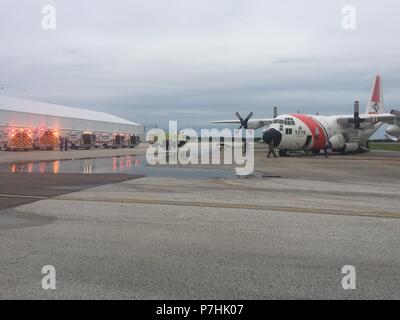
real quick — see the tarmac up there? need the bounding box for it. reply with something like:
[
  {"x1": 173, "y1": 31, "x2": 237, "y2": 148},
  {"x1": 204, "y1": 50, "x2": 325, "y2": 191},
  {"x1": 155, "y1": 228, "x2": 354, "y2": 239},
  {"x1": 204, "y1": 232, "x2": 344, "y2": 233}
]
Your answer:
[{"x1": 0, "y1": 144, "x2": 400, "y2": 299}]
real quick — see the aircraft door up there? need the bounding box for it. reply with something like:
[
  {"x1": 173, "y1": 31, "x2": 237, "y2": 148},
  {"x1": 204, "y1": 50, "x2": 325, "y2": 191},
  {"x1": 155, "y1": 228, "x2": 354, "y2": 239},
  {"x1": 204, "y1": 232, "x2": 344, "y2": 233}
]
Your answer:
[{"x1": 304, "y1": 135, "x2": 312, "y2": 148}]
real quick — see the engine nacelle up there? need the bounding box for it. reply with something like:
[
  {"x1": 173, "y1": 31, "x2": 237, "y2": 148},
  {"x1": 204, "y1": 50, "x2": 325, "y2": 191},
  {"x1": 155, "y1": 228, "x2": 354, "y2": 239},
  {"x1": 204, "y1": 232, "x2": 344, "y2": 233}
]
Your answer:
[
  {"x1": 386, "y1": 125, "x2": 400, "y2": 137},
  {"x1": 344, "y1": 143, "x2": 359, "y2": 152},
  {"x1": 328, "y1": 134, "x2": 346, "y2": 150},
  {"x1": 246, "y1": 120, "x2": 263, "y2": 129}
]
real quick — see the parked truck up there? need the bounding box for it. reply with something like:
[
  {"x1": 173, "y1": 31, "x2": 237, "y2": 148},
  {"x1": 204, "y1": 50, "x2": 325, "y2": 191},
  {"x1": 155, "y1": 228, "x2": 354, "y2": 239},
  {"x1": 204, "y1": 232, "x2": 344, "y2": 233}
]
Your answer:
[
  {"x1": 125, "y1": 134, "x2": 140, "y2": 148},
  {"x1": 0, "y1": 128, "x2": 33, "y2": 151},
  {"x1": 95, "y1": 132, "x2": 114, "y2": 148},
  {"x1": 0, "y1": 126, "x2": 141, "y2": 151},
  {"x1": 69, "y1": 131, "x2": 97, "y2": 150},
  {"x1": 33, "y1": 128, "x2": 59, "y2": 150}
]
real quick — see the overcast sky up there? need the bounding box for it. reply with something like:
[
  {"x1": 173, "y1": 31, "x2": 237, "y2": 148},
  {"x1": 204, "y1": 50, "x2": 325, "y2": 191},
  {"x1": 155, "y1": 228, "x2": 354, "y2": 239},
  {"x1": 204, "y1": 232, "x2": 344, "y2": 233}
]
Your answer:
[{"x1": 1, "y1": 1, "x2": 400, "y2": 135}]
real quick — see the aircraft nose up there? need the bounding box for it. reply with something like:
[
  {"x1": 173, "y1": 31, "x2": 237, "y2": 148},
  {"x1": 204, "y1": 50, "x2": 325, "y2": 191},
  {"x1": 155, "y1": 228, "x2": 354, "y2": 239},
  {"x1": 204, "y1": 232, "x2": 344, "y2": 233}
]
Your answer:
[{"x1": 263, "y1": 128, "x2": 282, "y2": 147}]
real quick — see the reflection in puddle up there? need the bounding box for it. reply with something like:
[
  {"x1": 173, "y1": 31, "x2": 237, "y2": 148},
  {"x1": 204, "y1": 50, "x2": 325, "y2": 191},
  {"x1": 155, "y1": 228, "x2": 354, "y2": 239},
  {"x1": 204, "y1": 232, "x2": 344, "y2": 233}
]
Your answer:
[
  {"x1": 111, "y1": 156, "x2": 141, "y2": 173},
  {"x1": 1, "y1": 156, "x2": 236, "y2": 179},
  {"x1": 53, "y1": 160, "x2": 60, "y2": 174}
]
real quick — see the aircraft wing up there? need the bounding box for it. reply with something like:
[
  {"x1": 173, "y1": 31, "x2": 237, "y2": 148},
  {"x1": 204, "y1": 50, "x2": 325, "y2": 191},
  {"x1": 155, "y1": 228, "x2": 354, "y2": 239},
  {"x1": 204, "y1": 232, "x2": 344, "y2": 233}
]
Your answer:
[
  {"x1": 336, "y1": 111, "x2": 400, "y2": 125},
  {"x1": 211, "y1": 118, "x2": 274, "y2": 127},
  {"x1": 211, "y1": 120, "x2": 242, "y2": 124}
]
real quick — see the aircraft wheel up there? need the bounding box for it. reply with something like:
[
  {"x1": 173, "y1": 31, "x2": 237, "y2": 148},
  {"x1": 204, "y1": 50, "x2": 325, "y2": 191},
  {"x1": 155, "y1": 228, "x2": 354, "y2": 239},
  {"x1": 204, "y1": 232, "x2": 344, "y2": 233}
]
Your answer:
[{"x1": 279, "y1": 149, "x2": 289, "y2": 157}]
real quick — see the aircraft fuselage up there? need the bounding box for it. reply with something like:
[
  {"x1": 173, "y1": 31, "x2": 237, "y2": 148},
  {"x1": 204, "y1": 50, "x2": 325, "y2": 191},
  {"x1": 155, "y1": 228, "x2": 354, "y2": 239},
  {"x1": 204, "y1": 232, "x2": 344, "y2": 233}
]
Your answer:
[{"x1": 263, "y1": 114, "x2": 382, "y2": 153}]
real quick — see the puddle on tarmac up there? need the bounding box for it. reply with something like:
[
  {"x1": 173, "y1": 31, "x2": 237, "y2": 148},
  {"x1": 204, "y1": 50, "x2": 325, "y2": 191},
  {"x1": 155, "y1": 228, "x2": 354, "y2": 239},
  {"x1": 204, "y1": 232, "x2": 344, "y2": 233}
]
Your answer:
[{"x1": 0, "y1": 155, "x2": 242, "y2": 179}]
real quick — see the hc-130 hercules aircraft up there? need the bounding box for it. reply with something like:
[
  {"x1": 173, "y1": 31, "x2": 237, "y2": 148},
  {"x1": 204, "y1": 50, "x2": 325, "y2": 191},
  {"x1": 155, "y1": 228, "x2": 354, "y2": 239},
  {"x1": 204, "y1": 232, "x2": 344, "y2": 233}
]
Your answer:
[
  {"x1": 212, "y1": 76, "x2": 400, "y2": 156},
  {"x1": 385, "y1": 110, "x2": 400, "y2": 142}
]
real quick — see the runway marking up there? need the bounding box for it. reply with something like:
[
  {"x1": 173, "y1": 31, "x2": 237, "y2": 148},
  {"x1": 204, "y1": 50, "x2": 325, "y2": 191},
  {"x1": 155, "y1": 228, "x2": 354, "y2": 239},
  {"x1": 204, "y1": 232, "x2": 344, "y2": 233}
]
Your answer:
[{"x1": 52, "y1": 195, "x2": 400, "y2": 219}]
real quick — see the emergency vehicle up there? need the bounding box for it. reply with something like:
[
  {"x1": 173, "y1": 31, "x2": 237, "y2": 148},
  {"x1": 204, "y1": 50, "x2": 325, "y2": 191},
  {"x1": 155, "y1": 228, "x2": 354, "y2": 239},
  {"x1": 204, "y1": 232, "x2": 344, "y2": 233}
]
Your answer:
[
  {"x1": 33, "y1": 128, "x2": 59, "y2": 150},
  {"x1": 0, "y1": 128, "x2": 33, "y2": 151},
  {"x1": 69, "y1": 131, "x2": 97, "y2": 149}
]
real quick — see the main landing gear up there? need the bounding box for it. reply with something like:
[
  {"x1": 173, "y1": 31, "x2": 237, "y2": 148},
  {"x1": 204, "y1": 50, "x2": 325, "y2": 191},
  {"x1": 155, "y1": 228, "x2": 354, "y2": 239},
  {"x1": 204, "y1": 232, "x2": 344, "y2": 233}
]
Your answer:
[{"x1": 278, "y1": 149, "x2": 290, "y2": 157}]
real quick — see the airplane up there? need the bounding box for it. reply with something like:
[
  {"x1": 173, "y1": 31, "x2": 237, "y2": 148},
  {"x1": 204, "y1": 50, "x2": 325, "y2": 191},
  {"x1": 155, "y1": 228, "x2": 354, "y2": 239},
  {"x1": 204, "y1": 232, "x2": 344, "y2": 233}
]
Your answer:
[
  {"x1": 385, "y1": 110, "x2": 400, "y2": 142},
  {"x1": 212, "y1": 75, "x2": 400, "y2": 156}
]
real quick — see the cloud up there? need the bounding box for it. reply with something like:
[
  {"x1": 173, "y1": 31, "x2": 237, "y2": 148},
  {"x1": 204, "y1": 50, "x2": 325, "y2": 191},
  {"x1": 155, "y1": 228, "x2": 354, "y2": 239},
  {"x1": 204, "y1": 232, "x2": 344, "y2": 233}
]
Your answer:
[
  {"x1": 272, "y1": 58, "x2": 319, "y2": 64},
  {"x1": 1, "y1": 0, "x2": 400, "y2": 137}
]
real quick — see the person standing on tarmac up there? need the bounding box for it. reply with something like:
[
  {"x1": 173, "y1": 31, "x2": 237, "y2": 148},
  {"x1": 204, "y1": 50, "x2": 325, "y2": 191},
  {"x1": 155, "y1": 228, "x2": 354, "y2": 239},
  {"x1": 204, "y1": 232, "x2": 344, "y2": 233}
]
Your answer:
[
  {"x1": 59, "y1": 136, "x2": 64, "y2": 151},
  {"x1": 64, "y1": 136, "x2": 68, "y2": 151},
  {"x1": 323, "y1": 143, "x2": 330, "y2": 158},
  {"x1": 267, "y1": 141, "x2": 277, "y2": 158}
]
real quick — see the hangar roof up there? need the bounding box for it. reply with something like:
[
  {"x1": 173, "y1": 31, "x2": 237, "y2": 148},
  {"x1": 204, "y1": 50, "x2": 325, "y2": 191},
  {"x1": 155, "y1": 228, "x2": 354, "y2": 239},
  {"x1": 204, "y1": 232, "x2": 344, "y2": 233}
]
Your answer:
[{"x1": 0, "y1": 96, "x2": 142, "y2": 127}]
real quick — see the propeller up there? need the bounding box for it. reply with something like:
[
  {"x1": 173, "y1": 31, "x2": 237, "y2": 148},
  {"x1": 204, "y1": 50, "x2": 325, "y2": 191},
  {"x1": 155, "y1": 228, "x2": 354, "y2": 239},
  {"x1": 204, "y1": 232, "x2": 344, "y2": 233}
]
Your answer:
[
  {"x1": 236, "y1": 112, "x2": 253, "y2": 129},
  {"x1": 348, "y1": 101, "x2": 366, "y2": 129}
]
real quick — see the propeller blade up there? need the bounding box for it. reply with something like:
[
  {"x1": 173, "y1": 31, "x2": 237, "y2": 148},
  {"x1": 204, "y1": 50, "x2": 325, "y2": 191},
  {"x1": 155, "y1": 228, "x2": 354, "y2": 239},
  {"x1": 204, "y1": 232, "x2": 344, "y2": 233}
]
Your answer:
[
  {"x1": 236, "y1": 112, "x2": 245, "y2": 129},
  {"x1": 235, "y1": 112, "x2": 244, "y2": 123},
  {"x1": 354, "y1": 100, "x2": 360, "y2": 116},
  {"x1": 348, "y1": 100, "x2": 365, "y2": 129},
  {"x1": 243, "y1": 112, "x2": 253, "y2": 123},
  {"x1": 235, "y1": 112, "x2": 253, "y2": 129},
  {"x1": 273, "y1": 107, "x2": 278, "y2": 118}
]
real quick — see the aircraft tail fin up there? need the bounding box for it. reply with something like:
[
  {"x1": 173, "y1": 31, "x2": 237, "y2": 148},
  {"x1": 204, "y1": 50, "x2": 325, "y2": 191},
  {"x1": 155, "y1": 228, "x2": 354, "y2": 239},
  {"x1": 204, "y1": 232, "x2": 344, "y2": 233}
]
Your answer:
[{"x1": 365, "y1": 75, "x2": 384, "y2": 114}]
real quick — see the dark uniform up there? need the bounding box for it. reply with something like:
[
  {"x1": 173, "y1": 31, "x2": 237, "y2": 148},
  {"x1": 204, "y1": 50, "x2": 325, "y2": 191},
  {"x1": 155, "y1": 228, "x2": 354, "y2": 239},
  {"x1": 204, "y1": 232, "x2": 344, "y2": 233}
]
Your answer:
[
  {"x1": 323, "y1": 143, "x2": 330, "y2": 158},
  {"x1": 267, "y1": 142, "x2": 277, "y2": 158},
  {"x1": 59, "y1": 136, "x2": 64, "y2": 151}
]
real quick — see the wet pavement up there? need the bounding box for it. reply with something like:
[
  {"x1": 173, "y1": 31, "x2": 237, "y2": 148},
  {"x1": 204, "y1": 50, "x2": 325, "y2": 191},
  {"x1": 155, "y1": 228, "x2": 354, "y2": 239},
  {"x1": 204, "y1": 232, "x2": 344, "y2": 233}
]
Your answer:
[
  {"x1": 0, "y1": 155, "x2": 237, "y2": 179},
  {"x1": 1, "y1": 149, "x2": 400, "y2": 298}
]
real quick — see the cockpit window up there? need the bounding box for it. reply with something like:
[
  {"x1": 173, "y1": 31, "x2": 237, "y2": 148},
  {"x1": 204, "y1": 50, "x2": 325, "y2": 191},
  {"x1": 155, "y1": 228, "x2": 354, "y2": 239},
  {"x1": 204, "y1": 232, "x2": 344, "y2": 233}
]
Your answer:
[
  {"x1": 285, "y1": 117, "x2": 295, "y2": 125},
  {"x1": 274, "y1": 118, "x2": 295, "y2": 125}
]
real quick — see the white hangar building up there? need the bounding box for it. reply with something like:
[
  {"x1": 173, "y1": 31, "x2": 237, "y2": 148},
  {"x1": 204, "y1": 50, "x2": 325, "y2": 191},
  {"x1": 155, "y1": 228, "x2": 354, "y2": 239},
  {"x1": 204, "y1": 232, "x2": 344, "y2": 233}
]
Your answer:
[{"x1": 0, "y1": 96, "x2": 145, "y2": 136}]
